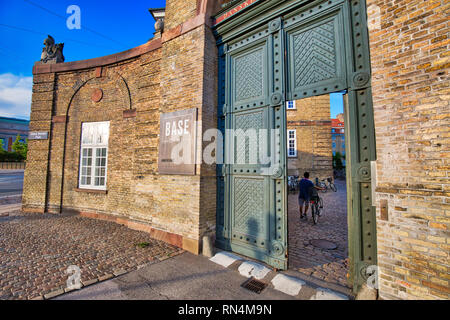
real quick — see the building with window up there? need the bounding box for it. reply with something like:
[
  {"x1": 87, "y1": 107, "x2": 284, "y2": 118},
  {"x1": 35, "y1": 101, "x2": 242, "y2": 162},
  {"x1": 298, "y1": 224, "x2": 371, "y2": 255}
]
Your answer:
[
  {"x1": 0, "y1": 117, "x2": 29, "y2": 152},
  {"x1": 78, "y1": 122, "x2": 110, "y2": 190},
  {"x1": 331, "y1": 118, "x2": 345, "y2": 157},
  {"x1": 22, "y1": 0, "x2": 450, "y2": 300}
]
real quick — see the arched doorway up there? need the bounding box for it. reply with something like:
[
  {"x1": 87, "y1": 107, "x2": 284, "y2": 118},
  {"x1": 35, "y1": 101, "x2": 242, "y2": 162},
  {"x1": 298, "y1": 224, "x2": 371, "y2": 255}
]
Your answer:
[{"x1": 214, "y1": 0, "x2": 377, "y2": 293}]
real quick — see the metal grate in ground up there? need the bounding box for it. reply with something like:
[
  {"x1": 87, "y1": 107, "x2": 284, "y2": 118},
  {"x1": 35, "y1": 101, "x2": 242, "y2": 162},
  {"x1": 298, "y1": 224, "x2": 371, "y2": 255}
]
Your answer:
[{"x1": 241, "y1": 278, "x2": 268, "y2": 294}]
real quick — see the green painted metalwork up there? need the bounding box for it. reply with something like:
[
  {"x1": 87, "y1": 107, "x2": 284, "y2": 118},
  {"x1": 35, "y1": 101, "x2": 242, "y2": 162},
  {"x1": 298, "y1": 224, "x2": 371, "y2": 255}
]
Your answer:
[
  {"x1": 214, "y1": 0, "x2": 377, "y2": 293},
  {"x1": 215, "y1": 20, "x2": 288, "y2": 270},
  {"x1": 284, "y1": 1, "x2": 347, "y2": 100}
]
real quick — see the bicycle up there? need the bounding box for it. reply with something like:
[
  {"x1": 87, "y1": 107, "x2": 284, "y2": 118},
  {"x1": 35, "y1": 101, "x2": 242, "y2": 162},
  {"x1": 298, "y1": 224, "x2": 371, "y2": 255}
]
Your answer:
[
  {"x1": 288, "y1": 176, "x2": 299, "y2": 193},
  {"x1": 317, "y1": 177, "x2": 337, "y2": 193},
  {"x1": 310, "y1": 196, "x2": 324, "y2": 225}
]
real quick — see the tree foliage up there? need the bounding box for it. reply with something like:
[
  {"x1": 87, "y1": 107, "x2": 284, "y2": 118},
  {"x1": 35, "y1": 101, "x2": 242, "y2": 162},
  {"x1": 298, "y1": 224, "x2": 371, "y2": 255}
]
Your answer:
[
  {"x1": 333, "y1": 152, "x2": 344, "y2": 170},
  {"x1": 0, "y1": 135, "x2": 28, "y2": 162},
  {"x1": 12, "y1": 135, "x2": 28, "y2": 159}
]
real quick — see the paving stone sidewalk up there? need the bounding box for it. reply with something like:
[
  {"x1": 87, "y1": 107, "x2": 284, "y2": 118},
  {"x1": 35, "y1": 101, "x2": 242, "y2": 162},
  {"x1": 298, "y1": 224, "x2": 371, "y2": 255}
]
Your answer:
[
  {"x1": 288, "y1": 179, "x2": 349, "y2": 288},
  {"x1": 57, "y1": 251, "x2": 351, "y2": 300},
  {"x1": 0, "y1": 210, "x2": 183, "y2": 300}
]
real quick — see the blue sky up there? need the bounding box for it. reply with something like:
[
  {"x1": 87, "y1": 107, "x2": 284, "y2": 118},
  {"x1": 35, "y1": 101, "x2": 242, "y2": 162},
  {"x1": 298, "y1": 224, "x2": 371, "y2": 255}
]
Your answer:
[
  {"x1": 0, "y1": 0, "x2": 164, "y2": 119},
  {"x1": 0, "y1": 0, "x2": 343, "y2": 120},
  {"x1": 330, "y1": 92, "x2": 344, "y2": 118}
]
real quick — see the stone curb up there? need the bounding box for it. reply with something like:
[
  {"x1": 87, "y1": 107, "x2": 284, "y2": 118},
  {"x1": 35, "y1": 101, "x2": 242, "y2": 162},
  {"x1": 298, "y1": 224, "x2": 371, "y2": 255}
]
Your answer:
[
  {"x1": 37, "y1": 272, "x2": 126, "y2": 300},
  {"x1": 44, "y1": 289, "x2": 65, "y2": 300},
  {"x1": 35, "y1": 252, "x2": 185, "y2": 300},
  {"x1": 113, "y1": 270, "x2": 128, "y2": 277},
  {"x1": 209, "y1": 252, "x2": 351, "y2": 300},
  {"x1": 98, "y1": 274, "x2": 114, "y2": 282},
  {"x1": 81, "y1": 279, "x2": 97, "y2": 287}
]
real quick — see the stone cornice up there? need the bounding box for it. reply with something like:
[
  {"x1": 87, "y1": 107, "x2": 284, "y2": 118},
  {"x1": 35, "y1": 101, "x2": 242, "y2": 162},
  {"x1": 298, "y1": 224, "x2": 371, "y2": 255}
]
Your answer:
[
  {"x1": 32, "y1": 11, "x2": 214, "y2": 76},
  {"x1": 32, "y1": 38, "x2": 162, "y2": 75}
]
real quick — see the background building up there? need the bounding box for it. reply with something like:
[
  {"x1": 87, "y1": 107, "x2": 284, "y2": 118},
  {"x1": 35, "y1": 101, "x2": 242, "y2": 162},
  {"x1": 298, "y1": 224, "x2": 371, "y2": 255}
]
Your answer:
[
  {"x1": 22, "y1": 0, "x2": 449, "y2": 300},
  {"x1": 0, "y1": 117, "x2": 29, "y2": 152},
  {"x1": 331, "y1": 117, "x2": 345, "y2": 157},
  {"x1": 287, "y1": 96, "x2": 333, "y2": 180}
]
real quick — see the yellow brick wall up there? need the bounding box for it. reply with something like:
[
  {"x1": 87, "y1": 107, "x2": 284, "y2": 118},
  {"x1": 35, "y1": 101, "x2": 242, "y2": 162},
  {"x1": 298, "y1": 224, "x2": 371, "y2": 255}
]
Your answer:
[
  {"x1": 25, "y1": 49, "x2": 205, "y2": 242},
  {"x1": 22, "y1": 73, "x2": 55, "y2": 213},
  {"x1": 165, "y1": 0, "x2": 198, "y2": 29},
  {"x1": 24, "y1": 0, "x2": 219, "y2": 255},
  {"x1": 368, "y1": 0, "x2": 450, "y2": 300}
]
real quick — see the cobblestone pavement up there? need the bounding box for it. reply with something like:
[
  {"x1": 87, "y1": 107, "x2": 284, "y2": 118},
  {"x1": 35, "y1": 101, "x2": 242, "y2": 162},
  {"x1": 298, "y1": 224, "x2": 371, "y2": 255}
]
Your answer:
[
  {"x1": 0, "y1": 210, "x2": 183, "y2": 300},
  {"x1": 288, "y1": 179, "x2": 349, "y2": 288}
]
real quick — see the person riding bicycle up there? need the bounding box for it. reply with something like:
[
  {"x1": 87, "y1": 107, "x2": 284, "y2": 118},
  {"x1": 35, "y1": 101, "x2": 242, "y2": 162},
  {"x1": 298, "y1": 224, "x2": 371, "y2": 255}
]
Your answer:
[{"x1": 298, "y1": 172, "x2": 325, "y2": 220}]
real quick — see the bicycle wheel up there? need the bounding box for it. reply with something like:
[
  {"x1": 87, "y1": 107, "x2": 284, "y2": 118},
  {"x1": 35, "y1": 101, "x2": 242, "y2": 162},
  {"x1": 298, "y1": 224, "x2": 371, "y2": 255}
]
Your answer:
[
  {"x1": 312, "y1": 204, "x2": 319, "y2": 225},
  {"x1": 330, "y1": 183, "x2": 337, "y2": 192},
  {"x1": 318, "y1": 198, "x2": 324, "y2": 216},
  {"x1": 321, "y1": 184, "x2": 328, "y2": 193}
]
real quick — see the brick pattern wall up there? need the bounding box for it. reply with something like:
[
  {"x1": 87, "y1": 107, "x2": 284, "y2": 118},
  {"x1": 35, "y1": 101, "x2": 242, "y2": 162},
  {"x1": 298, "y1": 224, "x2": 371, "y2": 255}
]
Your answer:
[
  {"x1": 199, "y1": 26, "x2": 219, "y2": 240},
  {"x1": 159, "y1": 25, "x2": 211, "y2": 252},
  {"x1": 287, "y1": 95, "x2": 334, "y2": 180},
  {"x1": 23, "y1": 0, "x2": 220, "y2": 255},
  {"x1": 24, "y1": 46, "x2": 205, "y2": 252},
  {"x1": 159, "y1": 18, "x2": 219, "y2": 246},
  {"x1": 368, "y1": 0, "x2": 449, "y2": 300},
  {"x1": 22, "y1": 73, "x2": 55, "y2": 213}
]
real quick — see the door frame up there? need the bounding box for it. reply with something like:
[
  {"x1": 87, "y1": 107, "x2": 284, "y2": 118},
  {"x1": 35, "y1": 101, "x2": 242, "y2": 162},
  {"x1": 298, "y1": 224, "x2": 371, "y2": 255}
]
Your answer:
[{"x1": 213, "y1": 0, "x2": 377, "y2": 294}]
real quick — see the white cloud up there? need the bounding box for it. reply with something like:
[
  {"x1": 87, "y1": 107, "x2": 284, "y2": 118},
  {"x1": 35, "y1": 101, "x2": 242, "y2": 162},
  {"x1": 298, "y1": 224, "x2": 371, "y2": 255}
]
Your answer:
[{"x1": 0, "y1": 73, "x2": 32, "y2": 119}]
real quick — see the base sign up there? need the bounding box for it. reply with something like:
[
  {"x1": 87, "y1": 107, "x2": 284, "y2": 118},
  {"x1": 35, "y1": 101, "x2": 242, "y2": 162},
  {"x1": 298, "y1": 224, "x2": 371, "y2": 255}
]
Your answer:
[{"x1": 158, "y1": 108, "x2": 198, "y2": 175}]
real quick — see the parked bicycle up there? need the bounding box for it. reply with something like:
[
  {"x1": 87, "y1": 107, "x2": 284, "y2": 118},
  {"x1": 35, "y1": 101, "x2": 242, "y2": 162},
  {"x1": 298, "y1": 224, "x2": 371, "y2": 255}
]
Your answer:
[
  {"x1": 317, "y1": 177, "x2": 337, "y2": 193},
  {"x1": 333, "y1": 169, "x2": 346, "y2": 180},
  {"x1": 288, "y1": 176, "x2": 299, "y2": 193}
]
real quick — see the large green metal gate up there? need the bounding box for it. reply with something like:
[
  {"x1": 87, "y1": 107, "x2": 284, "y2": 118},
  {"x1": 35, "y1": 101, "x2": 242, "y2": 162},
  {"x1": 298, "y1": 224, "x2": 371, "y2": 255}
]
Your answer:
[
  {"x1": 215, "y1": 0, "x2": 377, "y2": 292},
  {"x1": 215, "y1": 19, "x2": 289, "y2": 270}
]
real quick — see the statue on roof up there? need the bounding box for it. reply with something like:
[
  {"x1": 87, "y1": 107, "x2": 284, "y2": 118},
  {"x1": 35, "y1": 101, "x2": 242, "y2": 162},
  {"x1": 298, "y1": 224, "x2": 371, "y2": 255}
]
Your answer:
[{"x1": 40, "y1": 35, "x2": 65, "y2": 64}]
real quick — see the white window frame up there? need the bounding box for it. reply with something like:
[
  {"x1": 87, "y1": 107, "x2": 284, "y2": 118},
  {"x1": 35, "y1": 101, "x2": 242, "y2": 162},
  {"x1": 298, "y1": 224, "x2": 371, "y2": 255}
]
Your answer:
[
  {"x1": 79, "y1": 121, "x2": 110, "y2": 191},
  {"x1": 287, "y1": 129, "x2": 297, "y2": 158},
  {"x1": 286, "y1": 100, "x2": 296, "y2": 110}
]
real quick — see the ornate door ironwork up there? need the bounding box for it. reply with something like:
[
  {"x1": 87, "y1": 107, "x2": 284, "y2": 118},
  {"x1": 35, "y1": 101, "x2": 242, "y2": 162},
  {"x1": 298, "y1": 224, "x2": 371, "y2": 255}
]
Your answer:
[
  {"x1": 216, "y1": 20, "x2": 288, "y2": 270},
  {"x1": 215, "y1": 0, "x2": 377, "y2": 292}
]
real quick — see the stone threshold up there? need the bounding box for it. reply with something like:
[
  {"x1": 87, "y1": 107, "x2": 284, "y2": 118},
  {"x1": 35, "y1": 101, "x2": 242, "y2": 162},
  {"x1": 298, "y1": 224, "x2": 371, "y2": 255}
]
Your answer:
[{"x1": 209, "y1": 251, "x2": 353, "y2": 300}]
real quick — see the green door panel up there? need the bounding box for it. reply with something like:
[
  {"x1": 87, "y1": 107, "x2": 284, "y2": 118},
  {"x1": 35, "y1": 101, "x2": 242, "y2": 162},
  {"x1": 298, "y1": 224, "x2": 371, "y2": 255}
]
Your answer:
[{"x1": 284, "y1": 3, "x2": 347, "y2": 100}]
